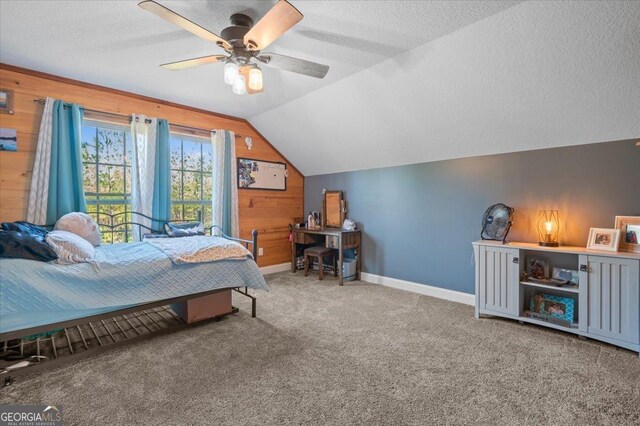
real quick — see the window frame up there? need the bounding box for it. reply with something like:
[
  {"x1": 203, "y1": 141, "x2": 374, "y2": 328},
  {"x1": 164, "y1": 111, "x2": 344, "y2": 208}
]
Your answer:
[
  {"x1": 82, "y1": 120, "x2": 132, "y2": 243},
  {"x1": 169, "y1": 133, "x2": 213, "y2": 227},
  {"x1": 80, "y1": 122, "x2": 214, "y2": 243}
]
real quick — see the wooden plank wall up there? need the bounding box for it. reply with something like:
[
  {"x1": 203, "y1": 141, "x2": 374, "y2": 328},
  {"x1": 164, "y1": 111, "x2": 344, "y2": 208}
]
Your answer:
[{"x1": 0, "y1": 64, "x2": 302, "y2": 267}]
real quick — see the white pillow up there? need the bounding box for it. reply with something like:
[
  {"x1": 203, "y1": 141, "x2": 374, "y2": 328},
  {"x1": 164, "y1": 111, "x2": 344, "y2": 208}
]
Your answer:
[
  {"x1": 46, "y1": 230, "x2": 97, "y2": 266},
  {"x1": 54, "y1": 212, "x2": 102, "y2": 246}
]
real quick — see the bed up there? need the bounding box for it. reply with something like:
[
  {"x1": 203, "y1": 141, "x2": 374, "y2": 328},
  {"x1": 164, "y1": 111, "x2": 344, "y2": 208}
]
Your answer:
[{"x1": 0, "y1": 213, "x2": 268, "y2": 384}]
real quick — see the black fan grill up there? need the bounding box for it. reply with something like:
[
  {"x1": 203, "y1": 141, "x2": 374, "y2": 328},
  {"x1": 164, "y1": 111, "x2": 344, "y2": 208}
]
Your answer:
[{"x1": 481, "y1": 203, "x2": 514, "y2": 243}]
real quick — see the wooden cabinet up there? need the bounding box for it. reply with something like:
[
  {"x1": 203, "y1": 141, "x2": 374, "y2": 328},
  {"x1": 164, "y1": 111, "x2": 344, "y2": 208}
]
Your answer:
[
  {"x1": 475, "y1": 245, "x2": 519, "y2": 316},
  {"x1": 586, "y1": 256, "x2": 640, "y2": 344},
  {"x1": 473, "y1": 241, "x2": 640, "y2": 357}
]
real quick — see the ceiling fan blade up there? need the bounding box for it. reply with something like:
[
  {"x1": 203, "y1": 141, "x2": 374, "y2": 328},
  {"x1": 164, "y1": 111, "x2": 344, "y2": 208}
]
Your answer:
[
  {"x1": 258, "y1": 53, "x2": 329, "y2": 79},
  {"x1": 244, "y1": 0, "x2": 303, "y2": 51},
  {"x1": 138, "y1": 0, "x2": 232, "y2": 51},
  {"x1": 161, "y1": 55, "x2": 226, "y2": 71}
]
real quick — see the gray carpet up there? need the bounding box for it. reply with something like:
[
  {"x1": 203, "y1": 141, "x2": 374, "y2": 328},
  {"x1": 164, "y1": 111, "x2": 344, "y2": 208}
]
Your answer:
[{"x1": 1, "y1": 272, "x2": 639, "y2": 425}]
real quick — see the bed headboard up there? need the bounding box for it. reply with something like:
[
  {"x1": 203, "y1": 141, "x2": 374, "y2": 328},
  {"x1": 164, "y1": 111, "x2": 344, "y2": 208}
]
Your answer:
[
  {"x1": 40, "y1": 211, "x2": 259, "y2": 260},
  {"x1": 90, "y1": 211, "x2": 203, "y2": 241}
]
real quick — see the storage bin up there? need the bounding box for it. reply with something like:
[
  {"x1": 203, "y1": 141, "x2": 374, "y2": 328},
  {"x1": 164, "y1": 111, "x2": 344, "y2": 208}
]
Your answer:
[
  {"x1": 171, "y1": 290, "x2": 233, "y2": 324},
  {"x1": 343, "y1": 258, "x2": 356, "y2": 282}
]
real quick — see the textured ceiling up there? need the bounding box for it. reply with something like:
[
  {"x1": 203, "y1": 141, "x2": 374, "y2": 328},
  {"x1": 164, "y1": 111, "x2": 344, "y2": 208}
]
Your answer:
[
  {"x1": 0, "y1": 0, "x2": 519, "y2": 118},
  {"x1": 251, "y1": 1, "x2": 640, "y2": 175}
]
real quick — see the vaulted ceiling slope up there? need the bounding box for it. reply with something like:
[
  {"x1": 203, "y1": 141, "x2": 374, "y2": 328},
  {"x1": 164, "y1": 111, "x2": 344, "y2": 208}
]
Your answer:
[
  {"x1": 0, "y1": 0, "x2": 518, "y2": 118},
  {"x1": 249, "y1": 1, "x2": 640, "y2": 176}
]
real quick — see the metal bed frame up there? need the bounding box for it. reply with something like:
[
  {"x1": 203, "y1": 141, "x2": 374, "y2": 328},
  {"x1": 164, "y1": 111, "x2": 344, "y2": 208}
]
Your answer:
[{"x1": 0, "y1": 212, "x2": 260, "y2": 386}]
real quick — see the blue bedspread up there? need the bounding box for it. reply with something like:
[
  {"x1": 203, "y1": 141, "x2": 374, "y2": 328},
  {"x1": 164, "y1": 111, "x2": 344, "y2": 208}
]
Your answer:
[{"x1": 0, "y1": 241, "x2": 268, "y2": 334}]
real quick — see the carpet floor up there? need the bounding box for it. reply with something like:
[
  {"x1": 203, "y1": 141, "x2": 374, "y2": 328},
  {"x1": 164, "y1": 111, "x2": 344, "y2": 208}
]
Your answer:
[{"x1": 1, "y1": 272, "x2": 639, "y2": 425}]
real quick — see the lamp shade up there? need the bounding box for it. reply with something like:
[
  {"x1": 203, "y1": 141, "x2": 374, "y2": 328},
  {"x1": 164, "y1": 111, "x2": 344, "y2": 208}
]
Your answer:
[
  {"x1": 248, "y1": 66, "x2": 263, "y2": 91},
  {"x1": 536, "y1": 210, "x2": 560, "y2": 247},
  {"x1": 224, "y1": 62, "x2": 239, "y2": 85},
  {"x1": 232, "y1": 74, "x2": 247, "y2": 95}
]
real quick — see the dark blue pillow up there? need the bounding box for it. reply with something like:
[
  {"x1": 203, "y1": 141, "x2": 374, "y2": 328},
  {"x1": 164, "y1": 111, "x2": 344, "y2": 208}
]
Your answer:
[
  {"x1": 163, "y1": 222, "x2": 205, "y2": 237},
  {"x1": 0, "y1": 230, "x2": 58, "y2": 262},
  {"x1": 1, "y1": 221, "x2": 49, "y2": 238}
]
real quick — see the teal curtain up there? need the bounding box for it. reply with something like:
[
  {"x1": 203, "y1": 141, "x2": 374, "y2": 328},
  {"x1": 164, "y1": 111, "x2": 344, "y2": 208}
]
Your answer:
[
  {"x1": 152, "y1": 119, "x2": 171, "y2": 231},
  {"x1": 221, "y1": 131, "x2": 234, "y2": 235},
  {"x1": 46, "y1": 100, "x2": 86, "y2": 224}
]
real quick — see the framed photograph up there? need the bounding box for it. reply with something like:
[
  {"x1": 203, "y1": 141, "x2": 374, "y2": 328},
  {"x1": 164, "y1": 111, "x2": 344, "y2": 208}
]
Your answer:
[
  {"x1": 527, "y1": 257, "x2": 548, "y2": 279},
  {"x1": 615, "y1": 216, "x2": 640, "y2": 253},
  {"x1": 0, "y1": 89, "x2": 14, "y2": 115},
  {"x1": 528, "y1": 293, "x2": 575, "y2": 324},
  {"x1": 552, "y1": 267, "x2": 579, "y2": 286},
  {"x1": 237, "y1": 158, "x2": 287, "y2": 191},
  {"x1": 586, "y1": 227, "x2": 621, "y2": 252},
  {"x1": 0, "y1": 128, "x2": 17, "y2": 152}
]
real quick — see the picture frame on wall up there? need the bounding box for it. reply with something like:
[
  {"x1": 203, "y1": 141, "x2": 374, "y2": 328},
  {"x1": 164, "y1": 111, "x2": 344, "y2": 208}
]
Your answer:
[
  {"x1": 615, "y1": 216, "x2": 640, "y2": 253},
  {"x1": 237, "y1": 158, "x2": 287, "y2": 191},
  {"x1": 586, "y1": 227, "x2": 621, "y2": 252},
  {"x1": 0, "y1": 128, "x2": 18, "y2": 152},
  {"x1": 0, "y1": 89, "x2": 14, "y2": 115}
]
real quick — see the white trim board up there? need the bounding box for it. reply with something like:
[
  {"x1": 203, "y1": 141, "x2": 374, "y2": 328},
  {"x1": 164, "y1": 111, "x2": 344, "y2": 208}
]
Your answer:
[
  {"x1": 259, "y1": 262, "x2": 290, "y2": 276},
  {"x1": 361, "y1": 272, "x2": 475, "y2": 306}
]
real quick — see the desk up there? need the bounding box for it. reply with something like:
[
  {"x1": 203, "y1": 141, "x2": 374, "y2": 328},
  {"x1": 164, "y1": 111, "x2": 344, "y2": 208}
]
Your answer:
[{"x1": 291, "y1": 228, "x2": 361, "y2": 285}]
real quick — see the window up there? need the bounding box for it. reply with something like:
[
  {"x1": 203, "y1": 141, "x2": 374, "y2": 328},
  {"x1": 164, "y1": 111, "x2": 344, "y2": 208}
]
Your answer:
[
  {"x1": 81, "y1": 121, "x2": 132, "y2": 243},
  {"x1": 81, "y1": 121, "x2": 213, "y2": 243},
  {"x1": 170, "y1": 135, "x2": 213, "y2": 228}
]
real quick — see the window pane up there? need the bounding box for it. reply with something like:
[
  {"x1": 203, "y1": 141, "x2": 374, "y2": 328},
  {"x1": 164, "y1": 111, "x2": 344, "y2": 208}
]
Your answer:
[
  {"x1": 202, "y1": 144, "x2": 212, "y2": 173},
  {"x1": 113, "y1": 205, "x2": 129, "y2": 225},
  {"x1": 83, "y1": 164, "x2": 97, "y2": 194},
  {"x1": 202, "y1": 173, "x2": 212, "y2": 197},
  {"x1": 202, "y1": 204, "x2": 212, "y2": 228},
  {"x1": 182, "y1": 171, "x2": 201, "y2": 201},
  {"x1": 98, "y1": 165, "x2": 125, "y2": 194},
  {"x1": 125, "y1": 166, "x2": 131, "y2": 196},
  {"x1": 82, "y1": 123, "x2": 132, "y2": 244},
  {"x1": 171, "y1": 170, "x2": 182, "y2": 201},
  {"x1": 82, "y1": 126, "x2": 97, "y2": 163},
  {"x1": 100, "y1": 205, "x2": 131, "y2": 241},
  {"x1": 98, "y1": 129, "x2": 125, "y2": 165},
  {"x1": 111, "y1": 232, "x2": 127, "y2": 244},
  {"x1": 171, "y1": 204, "x2": 183, "y2": 221},
  {"x1": 125, "y1": 133, "x2": 132, "y2": 166},
  {"x1": 98, "y1": 225, "x2": 114, "y2": 244},
  {"x1": 98, "y1": 228, "x2": 129, "y2": 244},
  {"x1": 183, "y1": 204, "x2": 201, "y2": 222},
  {"x1": 170, "y1": 138, "x2": 182, "y2": 170},
  {"x1": 182, "y1": 140, "x2": 201, "y2": 171}
]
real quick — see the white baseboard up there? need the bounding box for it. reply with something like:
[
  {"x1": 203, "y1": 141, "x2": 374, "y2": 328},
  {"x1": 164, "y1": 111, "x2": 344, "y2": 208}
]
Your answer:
[
  {"x1": 361, "y1": 272, "x2": 475, "y2": 306},
  {"x1": 259, "y1": 262, "x2": 291, "y2": 275}
]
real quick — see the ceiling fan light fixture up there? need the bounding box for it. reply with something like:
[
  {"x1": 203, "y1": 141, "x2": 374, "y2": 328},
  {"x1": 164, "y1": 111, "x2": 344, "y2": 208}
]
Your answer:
[
  {"x1": 248, "y1": 66, "x2": 263, "y2": 91},
  {"x1": 224, "y1": 62, "x2": 239, "y2": 85},
  {"x1": 232, "y1": 74, "x2": 247, "y2": 95},
  {"x1": 141, "y1": 0, "x2": 330, "y2": 95}
]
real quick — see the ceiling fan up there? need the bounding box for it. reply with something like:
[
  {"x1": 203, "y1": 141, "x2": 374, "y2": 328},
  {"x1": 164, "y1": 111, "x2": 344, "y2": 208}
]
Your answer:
[{"x1": 138, "y1": 0, "x2": 330, "y2": 95}]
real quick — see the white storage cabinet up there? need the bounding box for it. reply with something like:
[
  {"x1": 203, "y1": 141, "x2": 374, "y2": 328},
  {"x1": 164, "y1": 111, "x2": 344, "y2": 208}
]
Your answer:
[{"x1": 473, "y1": 241, "x2": 640, "y2": 356}]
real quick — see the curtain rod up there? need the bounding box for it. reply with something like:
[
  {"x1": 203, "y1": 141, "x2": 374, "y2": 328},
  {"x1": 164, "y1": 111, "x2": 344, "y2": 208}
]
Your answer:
[{"x1": 32, "y1": 98, "x2": 241, "y2": 138}]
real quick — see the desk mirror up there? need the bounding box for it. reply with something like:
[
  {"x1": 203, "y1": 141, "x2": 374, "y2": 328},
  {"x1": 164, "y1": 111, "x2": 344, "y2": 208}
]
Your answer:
[{"x1": 323, "y1": 190, "x2": 344, "y2": 228}]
